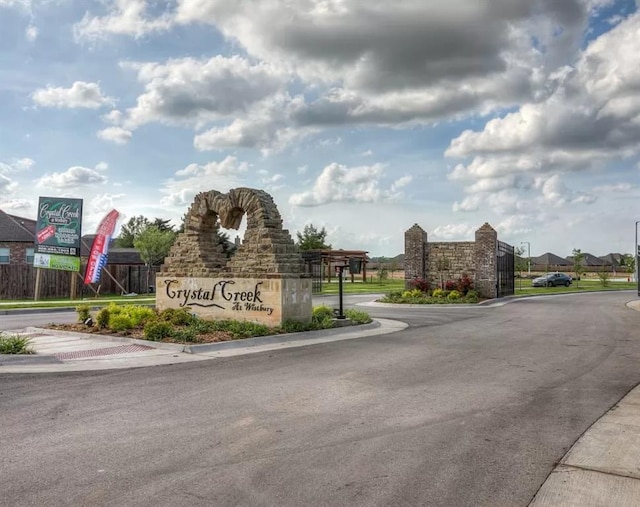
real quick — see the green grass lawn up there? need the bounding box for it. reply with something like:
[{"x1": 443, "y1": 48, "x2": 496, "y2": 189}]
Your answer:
[
  {"x1": 319, "y1": 279, "x2": 405, "y2": 294},
  {"x1": 514, "y1": 279, "x2": 636, "y2": 296},
  {"x1": 0, "y1": 294, "x2": 155, "y2": 310}
]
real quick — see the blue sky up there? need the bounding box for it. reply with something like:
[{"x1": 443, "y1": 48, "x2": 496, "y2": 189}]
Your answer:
[{"x1": 1, "y1": 0, "x2": 638, "y2": 257}]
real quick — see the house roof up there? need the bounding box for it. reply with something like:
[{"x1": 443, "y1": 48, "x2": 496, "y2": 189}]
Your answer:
[
  {"x1": 566, "y1": 253, "x2": 606, "y2": 266},
  {"x1": 599, "y1": 253, "x2": 624, "y2": 266},
  {"x1": 531, "y1": 252, "x2": 570, "y2": 266},
  {"x1": 0, "y1": 210, "x2": 35, "y2": 242}
]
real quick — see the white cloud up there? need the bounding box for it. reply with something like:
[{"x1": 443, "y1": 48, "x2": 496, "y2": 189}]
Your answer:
[
  {"x1": 447, "y1": 13, "x2": 640, "y2": 170},
  {"x1": 0, "y1": 173, "x2": 17, "y2": 193},
  {"x1": 25, "y1": 25, "x2": 38, "y2": 41},
  {"x1": 36, "y1": 166, "x2": 107, "y2": 188},
  {"x1": 160, "y1": 156, "x2": 249, "y2": 207},
  {"x1": 95, "y1": 162, "x2": 109, "y2": 171},
  {"x1": 453, "y1": 195, "x2": 482, "y2": 212},
  {"x1": 0, "y1": 157, "x2": 34, "y2": 173},
  {"x1": 74, "y1": 0, "x2": 173, "y2": 42},
  {"x1": 90, "y1": 193, "x2": 125, "y2": 213},
  {"x1": 0, "y1": 198, "x2": 31, "y2": 211},
  {"x1": 289, "y1": 162, "x2": 408, "y2": 207},
  {"x1": 97, "y1": 126, "x2": 132, "y2": 145},
  {"x1": 32, "y1": 81, "x2": 113, "y2": 109},
  {"x1": 124, "y1": 56, "x2": 287, "y2": 129},
  {"x1": 432, "y1": 223, "x2": 475, "y2": 240}
]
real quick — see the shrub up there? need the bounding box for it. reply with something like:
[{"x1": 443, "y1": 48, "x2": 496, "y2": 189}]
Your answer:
[
  {"x1": 312, "y1": 305, "x2": 334, "y2": 323},
  {"x1": 464, "y1": 290, "x2": 479, "y2": 303},
  {"x1": 344, "y1": 309, "x2": 372, "y2": 324},
  {"x1": 109, "y1": 314, "x2": 135, "y2": 333},
  {"x1": 171, "y1": 327, "x2": 198, "y2": 343},
  {"x1": 447, "y1": 290, "x2": 461, "y2": 301},
  {"x1": 159, "y1": 308, "x2": 194, "y2": 326},
  {"x1": 143, "y1": 321, "x2": 173, "y2": 341},
  {"x1": 402, "y1": 289, "x2": 423, "y2": 299},
  {"x1": 281, "y1": 320, "x2": 309, "y2": 333},
  {"x1": 0, "y1": 334, "x2": 32, "y2": 354},
  {"x1": 456, "y1": 273, "x2": 473, "y2": 295},
  {"x1": 432, "y1": 288, "x2": 445, "y2": 298},
  {"x1": 76, "y1": 304, "x2": 91, "y2": 323},
  {"x1": 128, "y1": 306, "x2": 157, "y2": 327},
  {"x1": 95, "y1": 307, "x2": 110, "y2": 329},
  {"x1": 409, "y1": 278, "x2": 430, "y2": 293},
  {"x1": 444, "y1": 280, "x2": 457, "y2": 291}
]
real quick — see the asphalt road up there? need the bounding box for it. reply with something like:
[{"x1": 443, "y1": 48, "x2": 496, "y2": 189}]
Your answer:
[{"x1": 2, "y1": 292, "x2": 640, "y2": 506}]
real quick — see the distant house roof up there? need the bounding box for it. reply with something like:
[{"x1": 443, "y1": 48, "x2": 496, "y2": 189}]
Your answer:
[
  {"x1": 566, "y1": 253, "x2": 606, "y2": 266},
  {"x1": 0, "y1": 210, "x2": 35, "y2": 242},
  {"x1": 532, "y1": 252, "x2": 570, "y2": 266},
  {"x1": 600, "y1": 253, "x2": 624, "y2": 266}
]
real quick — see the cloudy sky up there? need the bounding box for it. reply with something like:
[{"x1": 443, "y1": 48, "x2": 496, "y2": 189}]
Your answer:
[{"x1": 1, "y1": 0, "x2": 639, "y2": 257}]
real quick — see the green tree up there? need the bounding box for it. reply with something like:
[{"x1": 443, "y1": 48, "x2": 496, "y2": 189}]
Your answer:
[
  {"x1": 296, "y1": 224, "x2": 331, "y2": 250},
  {"x1": 572, "y1": 248, "x2": 586, "y2": 288},
  {"x1": 134, "y1": 226, "x2": 177, "y2": 293},
  {"x1": 514, "y1": 246, "x2": 528, "y2": 289},
  {"x1": 151, "y1": 217, "x2": 175, "y2": 233},
  {"x1": 115, "y1": 216, "x2": 151, "y2": 247},
  {"x1": 621, "y1": 254, "x2": 636, "y2": 279}
]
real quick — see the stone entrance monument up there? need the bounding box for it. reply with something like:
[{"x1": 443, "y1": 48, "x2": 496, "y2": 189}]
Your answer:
[{"x1": 156, "y1": 188, "x2": 312, "y2": 326}]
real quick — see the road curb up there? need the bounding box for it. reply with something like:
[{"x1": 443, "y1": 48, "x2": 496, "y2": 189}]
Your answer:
[{"x1": 23, "y1": 321, "x2": 382, "y2": 355}]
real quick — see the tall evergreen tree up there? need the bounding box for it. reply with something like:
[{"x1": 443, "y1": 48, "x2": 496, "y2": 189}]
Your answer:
[{"x1": 296, "y1": 224, "x2": 331, "y2": 250}]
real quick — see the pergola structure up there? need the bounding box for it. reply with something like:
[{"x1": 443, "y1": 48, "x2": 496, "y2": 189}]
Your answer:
[{"x1": 314, "y1": 249, "x2": 369, "y2": 283}]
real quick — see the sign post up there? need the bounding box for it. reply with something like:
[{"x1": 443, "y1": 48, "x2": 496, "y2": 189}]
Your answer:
[{"x1": 33, "y1": 197, "x2": 83, "y2": 300}]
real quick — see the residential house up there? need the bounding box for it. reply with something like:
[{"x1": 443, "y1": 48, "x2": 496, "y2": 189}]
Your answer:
[{"x1": 0, "y1": 210, "x2": 35, "y2": 266}]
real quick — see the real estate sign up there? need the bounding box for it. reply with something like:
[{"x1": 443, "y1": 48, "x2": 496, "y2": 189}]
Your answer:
[{"x1": 34, "y1": 196, "x2": 83, "y2": 272}]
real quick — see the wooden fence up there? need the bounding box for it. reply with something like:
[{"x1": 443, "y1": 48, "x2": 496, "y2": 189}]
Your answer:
[{"x1": 0, "y1": 264, "x2": 160, "y2": 300}]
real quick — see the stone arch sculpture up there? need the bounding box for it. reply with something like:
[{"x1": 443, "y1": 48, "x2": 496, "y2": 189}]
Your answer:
[{"x1": 161, "y1": 187, "x2": 305, "y2": 278}]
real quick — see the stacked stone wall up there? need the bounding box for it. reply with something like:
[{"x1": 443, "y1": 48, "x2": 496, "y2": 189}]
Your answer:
[
  {"x1": 426, "y1": 241, "x2": 475, "y2": 288},
  {"x1": 161, "y1": 188, "x2": 305, "y2": 278},
  {"x1": 404, "y1": 222, "x2": 504, "y2": 299}
]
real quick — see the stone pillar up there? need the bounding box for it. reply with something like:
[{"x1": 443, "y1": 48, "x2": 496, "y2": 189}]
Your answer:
[
  {"x1": 474, "y1": 223, "x2": 498, "y2": 299},
  {"x1": 404, "y1": 224, "x2": 428, "y2": 288}
]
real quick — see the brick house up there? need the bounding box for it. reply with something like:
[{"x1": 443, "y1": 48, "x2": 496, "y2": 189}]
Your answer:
[{"x1": 0, "y1": 209, "x2": 36, "y2": 265}]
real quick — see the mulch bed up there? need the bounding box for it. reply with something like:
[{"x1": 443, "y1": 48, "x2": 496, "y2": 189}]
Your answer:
[{"x1": 48, "y1": 323, "x2": 237, "y2": 344}]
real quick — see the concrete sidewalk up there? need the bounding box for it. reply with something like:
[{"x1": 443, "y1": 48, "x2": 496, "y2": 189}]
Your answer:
[{"x1": 0, "y1": 318, "x2": 407, "y2": 373}]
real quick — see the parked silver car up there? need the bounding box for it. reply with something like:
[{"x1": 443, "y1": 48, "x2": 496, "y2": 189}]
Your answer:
[{"x1": 532, "y1": 272, "x2": 573, "y2": 287}]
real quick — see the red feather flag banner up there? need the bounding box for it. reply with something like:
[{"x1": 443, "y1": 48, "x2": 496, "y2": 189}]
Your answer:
[{"x1": 84, "y1": 209, "x2": 120, "y2": 285}]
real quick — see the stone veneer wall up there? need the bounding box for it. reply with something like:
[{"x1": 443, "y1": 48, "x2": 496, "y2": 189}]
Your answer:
[
  {"x1": 404, "y1": 222, "x2": 500, "y2": 299},
  {"x1": 473, "y1": 223, "x2": 498, "y2": 299},
  {"x1": 159, "y1": 187, "x2": 311, "y2": 325},
  {"x1": 404, "y1": 224, "x2": 428, "y2": 280},
  {"x1": 426, "y1": 241, "x2": 475, "y2": 288},
  {"x1": 161, "y1": 188, "x2": 305, "y2": 278}
]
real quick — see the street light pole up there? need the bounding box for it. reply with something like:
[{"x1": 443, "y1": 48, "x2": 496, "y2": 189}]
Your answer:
[
  {"x1": 635, "y1": 221, "x2": 639, "y2": 296},
  {"x1": 521, "y1": 241, "x2": 531, "y2": 277}
]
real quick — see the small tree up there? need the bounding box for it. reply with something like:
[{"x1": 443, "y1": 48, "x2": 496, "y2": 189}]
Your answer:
[
  {"x1": 134, "y1": 226, "x2": 177, "y2": 293},
  {"x1": 115, "y1": 215, "x2": 151, "y2": 247},
  {"x1": 377, "y1": 265, "x2": 389, "y2": 284},
  {"x1": 621, "y1": 254, "x2": 636, "y2": 280},
  {"x1": 514, "y1": 246, "x2": 528, "y2": 289},
  {"x1": 596, "y1": 268, "x2": 610, "y2": 287},
  {"x1": 296, "y1": 224, "x2": 331, "y2": 250},
  {"x1": 572, "y1": 248, "x2": 585, "y2": 288}
]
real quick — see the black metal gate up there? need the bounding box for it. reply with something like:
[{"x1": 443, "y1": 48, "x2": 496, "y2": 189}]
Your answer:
[
  {"x1": 497, "y1": 241, "x2": 515, "y2": 297},
  {"x1": 301, "y1": 251, "x2": 323, "y2": 293}
]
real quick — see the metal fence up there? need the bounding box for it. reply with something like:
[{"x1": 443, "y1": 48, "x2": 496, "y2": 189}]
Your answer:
[
  {"x1": 301, "y1": 251, "x2": 323, "y2": 293},
  {"x1": 497, "y1": 241, "x2": 515, "y2": 297}
]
